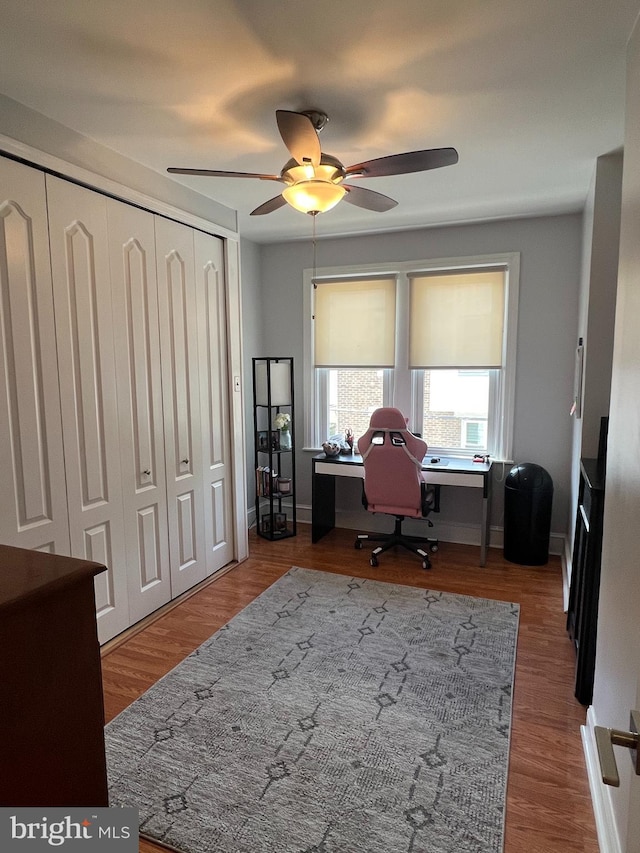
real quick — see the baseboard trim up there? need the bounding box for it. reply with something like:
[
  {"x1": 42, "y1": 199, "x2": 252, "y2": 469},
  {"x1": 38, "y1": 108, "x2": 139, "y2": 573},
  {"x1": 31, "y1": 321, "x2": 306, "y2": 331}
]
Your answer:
[
  {"x1": 284, "y1": 503, "x2": 565, "y2": 556},
  {"x1": 100, "y1": 560, "x2": 242, "y2": 656},
  {"x1": 582, "y1": 705, "x2": 622, "y2": 853}
]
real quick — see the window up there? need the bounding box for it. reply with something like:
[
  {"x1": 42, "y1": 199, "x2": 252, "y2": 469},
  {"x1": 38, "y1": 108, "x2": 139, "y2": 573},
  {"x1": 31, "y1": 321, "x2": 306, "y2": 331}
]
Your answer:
[
  {"x1": 303, "y1": 254, "x2": 519, "y2": 460},
  {"x1": 421, "y1": 369, "x2": 490, "y2": 452},
  {"x1": 328, "y1": 368, "x2": 385, "y2": 440}
]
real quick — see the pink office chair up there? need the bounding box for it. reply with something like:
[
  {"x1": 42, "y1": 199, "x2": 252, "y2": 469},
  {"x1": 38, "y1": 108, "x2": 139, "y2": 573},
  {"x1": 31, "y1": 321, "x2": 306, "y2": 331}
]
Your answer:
[{"x1": 355, "y1": 407, "x2": 439, "y2": 570}]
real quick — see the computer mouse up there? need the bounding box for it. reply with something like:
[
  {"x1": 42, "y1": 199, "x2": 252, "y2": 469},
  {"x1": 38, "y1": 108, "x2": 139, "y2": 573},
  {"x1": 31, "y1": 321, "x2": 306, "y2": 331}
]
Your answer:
[{"x1": 430, "y1": 457, "x2": 440, "y2": 464}]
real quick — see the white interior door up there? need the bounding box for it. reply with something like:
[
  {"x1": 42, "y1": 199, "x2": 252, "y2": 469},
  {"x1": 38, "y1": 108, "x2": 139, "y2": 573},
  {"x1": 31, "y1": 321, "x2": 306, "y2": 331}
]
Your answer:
[
  {"x1": 155, "y1": 216, "x2": 207, "y2": 596},
  {"x1": 0, "y1": 158, "x2": 69, "y2": 554},
  {"x1": 194, "y1": 230, "x2": 234, "y2": 575},
  {"x1": 107, "y1": 198, "x2": 172, "y2": 623},
  {"x1": 47, "y1": 176, "x2": 129, "y2": 642},
  {"x1": 589, "y1": 17, "x2": 640, "y2": 852}
]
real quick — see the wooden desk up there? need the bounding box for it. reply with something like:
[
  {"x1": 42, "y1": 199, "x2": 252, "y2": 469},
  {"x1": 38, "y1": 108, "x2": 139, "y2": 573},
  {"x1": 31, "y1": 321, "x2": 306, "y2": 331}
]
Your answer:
[{"x1": 312, "y1": 453, "x2": 493, "y2": 566}]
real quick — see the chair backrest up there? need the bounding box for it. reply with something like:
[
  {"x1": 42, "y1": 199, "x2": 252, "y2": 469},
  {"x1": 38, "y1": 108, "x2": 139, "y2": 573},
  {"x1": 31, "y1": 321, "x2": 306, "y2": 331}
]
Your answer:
[{"x1": 357, "y1": 407, "x2": 427, "y2": 518}]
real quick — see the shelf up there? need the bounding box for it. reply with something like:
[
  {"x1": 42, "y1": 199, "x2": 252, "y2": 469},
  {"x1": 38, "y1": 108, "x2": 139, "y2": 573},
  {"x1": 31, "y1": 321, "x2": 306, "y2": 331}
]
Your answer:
[
  {"x1": 258, "y1": 492, "x2": 294, "y2": 500},
  {"x1": 253, "y1": 357, "x2": 296, "y2": 541}
]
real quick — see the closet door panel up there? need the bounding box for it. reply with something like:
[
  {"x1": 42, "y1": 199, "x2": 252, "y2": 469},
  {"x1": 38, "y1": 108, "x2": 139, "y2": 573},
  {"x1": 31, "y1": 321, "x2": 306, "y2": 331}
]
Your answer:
[
  {"x1": 107, "y1": 199, "x2": 171, "y2": 623},
  {"x1": 0, "y1": 158, "x2": 69, "y2": 552},
  {"x1": 155, "y1": 216, "x2": 206, "y2": 596},
  {"x1": 46, "y1": 176, "x2": 128, "y2": 643},
  {"x1": 194, "y1": 231, "x2": 234, "y2": 574}
]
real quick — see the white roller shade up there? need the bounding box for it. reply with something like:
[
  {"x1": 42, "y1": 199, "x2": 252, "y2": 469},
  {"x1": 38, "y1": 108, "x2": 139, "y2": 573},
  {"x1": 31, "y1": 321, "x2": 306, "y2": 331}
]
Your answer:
[
  {"x1": 314, "y1": 277, "x2": 396, "y2": 367},
  {"x1": 409, "y1": 269, "x2": 506, "y2": 368}
]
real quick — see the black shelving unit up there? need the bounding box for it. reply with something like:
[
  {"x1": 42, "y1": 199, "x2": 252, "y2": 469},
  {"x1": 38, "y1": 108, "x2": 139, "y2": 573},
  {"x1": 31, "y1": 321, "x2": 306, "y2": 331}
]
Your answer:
[
  {"x1": 252, "y1": 357, "x2": 296, "y2": 540},
  {"x1": 566, "y1": 458, "x2": 606, "y2": 705}
]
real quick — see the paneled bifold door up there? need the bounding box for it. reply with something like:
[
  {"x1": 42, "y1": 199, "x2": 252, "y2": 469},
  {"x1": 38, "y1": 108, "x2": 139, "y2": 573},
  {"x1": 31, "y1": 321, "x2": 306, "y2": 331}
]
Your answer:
[
  {"x1": 107, "y1": 200, "x2": 172, "y2": 625},
  {"x1": 155, "y1": 220, "x2": 234, "y2": 597},
  {"x1": 155, "y1": 217, "x2": 206, "y2": 597},
  {"x1": 194, "y1": 231, "x2": 233, "y2": 579},
  {"x1": 47, "y1": 177, "x2": 130, "y2": 642},
  {"x1": 0, "y1": 157, "x2": 234, "y2": 644},
  {"x1": 0, "y1": 159, "x2": 69, "y2": 556}
]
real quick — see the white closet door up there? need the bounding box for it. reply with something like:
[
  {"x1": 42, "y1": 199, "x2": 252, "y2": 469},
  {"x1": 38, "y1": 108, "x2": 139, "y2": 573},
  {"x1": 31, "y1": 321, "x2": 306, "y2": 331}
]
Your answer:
[
  {"x1": 107, "y1": 199, "x2": 171, "y2": 623},
  {"x1": 0, "y1": 159, "x2": 69, "y2": 553},
  {"x1": 46, "y1": 176, "x2": 129, "y2": 643},
  {"x1": 194, "y1": 231, "x2": 234, "y2": 575},
  {"x1": 155, "y1": 216, "x2": 207, "y2": 596}
]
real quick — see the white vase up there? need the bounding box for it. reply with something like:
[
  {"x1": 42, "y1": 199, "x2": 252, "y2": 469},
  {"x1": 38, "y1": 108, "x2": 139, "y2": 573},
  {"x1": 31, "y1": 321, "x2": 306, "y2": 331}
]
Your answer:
[{"x1": 279, "y1": 428, "x2": 292, "y2": 450}]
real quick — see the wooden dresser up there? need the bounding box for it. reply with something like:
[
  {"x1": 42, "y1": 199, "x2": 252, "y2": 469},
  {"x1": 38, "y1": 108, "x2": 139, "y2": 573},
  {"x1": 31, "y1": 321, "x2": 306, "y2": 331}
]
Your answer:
[{"x1": 0, "y1": 545, "x2": 109, "y2": 806}]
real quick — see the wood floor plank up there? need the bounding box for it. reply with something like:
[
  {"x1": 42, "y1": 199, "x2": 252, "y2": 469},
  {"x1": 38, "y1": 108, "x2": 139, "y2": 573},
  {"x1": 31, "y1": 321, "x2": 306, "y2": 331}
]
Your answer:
[{"x1": 101, "y1": 526, "x2": 598, "y2": 853}]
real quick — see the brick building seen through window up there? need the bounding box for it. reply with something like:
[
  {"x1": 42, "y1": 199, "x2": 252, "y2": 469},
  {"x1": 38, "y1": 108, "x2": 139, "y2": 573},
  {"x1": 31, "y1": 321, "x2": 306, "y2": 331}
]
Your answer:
[{"x1": 328, "y1": 369, "x2": 489, "y2": 451}]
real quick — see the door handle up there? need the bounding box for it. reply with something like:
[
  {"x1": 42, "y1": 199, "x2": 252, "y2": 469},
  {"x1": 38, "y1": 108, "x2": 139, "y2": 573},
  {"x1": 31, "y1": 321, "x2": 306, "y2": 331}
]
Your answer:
[{"x1": 595, "y1": 710, "x2": 640, "y2": 786}]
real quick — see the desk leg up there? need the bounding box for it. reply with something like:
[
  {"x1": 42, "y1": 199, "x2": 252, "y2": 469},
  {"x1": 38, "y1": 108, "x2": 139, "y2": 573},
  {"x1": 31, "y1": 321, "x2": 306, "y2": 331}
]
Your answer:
[
  {"x1": 312, "y1": 470, "x2": 336, "y2": 543},
  {"x1": 480, "y1": 471, "x2": 492, "y2": 567}
]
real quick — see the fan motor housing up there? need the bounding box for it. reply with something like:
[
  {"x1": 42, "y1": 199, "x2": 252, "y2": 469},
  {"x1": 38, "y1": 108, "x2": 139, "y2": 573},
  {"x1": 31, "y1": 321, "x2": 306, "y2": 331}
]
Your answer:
[{"x1": 280, "y1": 154, "x2": 346, "y2": 186}]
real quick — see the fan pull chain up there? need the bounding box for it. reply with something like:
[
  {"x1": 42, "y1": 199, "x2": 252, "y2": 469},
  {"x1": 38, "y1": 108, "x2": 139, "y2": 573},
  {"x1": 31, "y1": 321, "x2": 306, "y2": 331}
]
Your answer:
[{"x1": 312, "y1": 211, "x2": 318, "y2": 289}]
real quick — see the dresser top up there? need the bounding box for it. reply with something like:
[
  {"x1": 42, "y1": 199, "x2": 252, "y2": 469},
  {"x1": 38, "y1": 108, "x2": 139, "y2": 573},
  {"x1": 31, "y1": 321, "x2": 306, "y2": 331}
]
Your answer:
[{"x1": 0, "y1": 545, "x2": 106, "y2": 611}]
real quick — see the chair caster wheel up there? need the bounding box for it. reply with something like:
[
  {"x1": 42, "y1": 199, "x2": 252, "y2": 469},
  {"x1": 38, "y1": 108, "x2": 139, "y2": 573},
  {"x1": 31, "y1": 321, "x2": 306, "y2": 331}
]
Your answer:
[
  {"x1": 354, "y1": 540, "x2": 363, "y2": 549},
  {"x1": 422, "y1": 559, "x2": 432, "y2": 570},
  {"x1": 430, "y1": 543, "x2": 439, "y2": 553},
  {"x1": 370, "y1": 554, "x2": 379, "y2": 567}
]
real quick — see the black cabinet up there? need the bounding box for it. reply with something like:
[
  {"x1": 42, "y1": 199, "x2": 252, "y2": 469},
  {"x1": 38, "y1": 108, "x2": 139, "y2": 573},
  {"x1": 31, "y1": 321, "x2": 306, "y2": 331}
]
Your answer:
[
  {"x1": 252, "y1": 357, "x2": 296, "y2": 540},
  {"x1": 566, "y1": 458, "x2": 605, "y2": 705}
]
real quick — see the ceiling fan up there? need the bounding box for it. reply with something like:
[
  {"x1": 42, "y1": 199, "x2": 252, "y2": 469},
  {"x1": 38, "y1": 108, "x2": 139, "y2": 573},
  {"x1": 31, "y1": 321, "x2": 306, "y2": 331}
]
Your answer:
[{"x1": 168, "y1": 109, "x2": 458, "y2": 216}]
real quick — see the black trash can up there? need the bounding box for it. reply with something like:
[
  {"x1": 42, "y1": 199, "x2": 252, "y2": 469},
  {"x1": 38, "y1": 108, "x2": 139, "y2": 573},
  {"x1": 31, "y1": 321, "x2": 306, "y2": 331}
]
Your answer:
[{"x1": 504, "y1": 463, "x2": 553, "y2": 565}]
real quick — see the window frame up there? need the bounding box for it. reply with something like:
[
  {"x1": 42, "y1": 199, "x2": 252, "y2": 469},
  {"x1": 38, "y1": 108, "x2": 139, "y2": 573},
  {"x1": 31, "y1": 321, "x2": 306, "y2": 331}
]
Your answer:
[{"x1": 303, "y1": 253, "x2": 520, "y2": 460}]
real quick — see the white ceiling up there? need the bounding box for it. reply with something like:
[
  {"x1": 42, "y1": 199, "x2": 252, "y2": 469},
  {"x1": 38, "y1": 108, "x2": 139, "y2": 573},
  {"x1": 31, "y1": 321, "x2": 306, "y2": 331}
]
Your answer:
[{"x1": 1, "y1": 0, "x2": 638, "y2": 243}]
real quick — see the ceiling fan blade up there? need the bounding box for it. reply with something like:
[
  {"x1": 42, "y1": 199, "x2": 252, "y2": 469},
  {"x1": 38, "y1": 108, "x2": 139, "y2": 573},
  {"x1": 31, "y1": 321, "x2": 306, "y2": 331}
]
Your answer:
[
  {"x1": 276, "y1": 110, "x2": 321, "y2": 168},
  {"x1": 250, "y1": 194, "x2": 288, "y2": 216},
  {"x1": 346, "y1": 147, "x2": 459, "y2": 178},
  {"x1": 167, "y1": 167, "x2": 282, "y2": 181},
  {"x1": 343, "y1": 184, "x2": 398, "y2": 212}
]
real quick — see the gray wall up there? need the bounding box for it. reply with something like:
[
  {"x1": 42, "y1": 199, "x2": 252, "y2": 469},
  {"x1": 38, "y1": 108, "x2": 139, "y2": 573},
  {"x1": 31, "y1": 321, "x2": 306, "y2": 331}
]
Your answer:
[
  {"x1": 239, "y1": 238, "x2": 265, "y2": 509},
  {"x1": 569, "y1": 153, "x2": 622, "y2": 571},
  {"x1": 580, "y1": 154, "x2": 623, "y2": 459},
  {"x1": 254, "y1": 213, "x2": 582, "y2": 542}
]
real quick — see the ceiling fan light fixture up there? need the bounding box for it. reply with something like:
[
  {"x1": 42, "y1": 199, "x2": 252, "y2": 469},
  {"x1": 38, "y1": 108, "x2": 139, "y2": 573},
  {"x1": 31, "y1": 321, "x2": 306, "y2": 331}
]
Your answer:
[
  {"x1": 282, "y1": 180, "x2": 346, "y2": 214},
  {"x1": 167, "y1": 110, "x2": 458, "y2": 218}
]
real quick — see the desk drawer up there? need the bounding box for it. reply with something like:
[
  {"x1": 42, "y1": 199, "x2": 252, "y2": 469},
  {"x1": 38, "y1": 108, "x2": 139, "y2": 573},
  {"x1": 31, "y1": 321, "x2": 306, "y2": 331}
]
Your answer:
[
  {"x1": 421, "y1": 471, "x2": 484, "y2": 488},
  {"x1": 315, "y1": 461, "x2": 364, "y2": 478}
]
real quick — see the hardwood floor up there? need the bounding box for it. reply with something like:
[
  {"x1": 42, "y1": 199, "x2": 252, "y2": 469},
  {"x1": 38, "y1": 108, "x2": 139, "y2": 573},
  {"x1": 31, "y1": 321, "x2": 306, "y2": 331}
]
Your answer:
[{"x1": 101, "y1": 526, "x2": 598, "y2": 853}]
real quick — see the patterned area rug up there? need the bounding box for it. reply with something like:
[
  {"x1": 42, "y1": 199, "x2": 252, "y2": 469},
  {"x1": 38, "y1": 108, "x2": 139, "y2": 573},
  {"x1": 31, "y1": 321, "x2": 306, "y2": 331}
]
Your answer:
[{"x1": 105, "y1": 567, "x2": 519, "y2": 853}]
